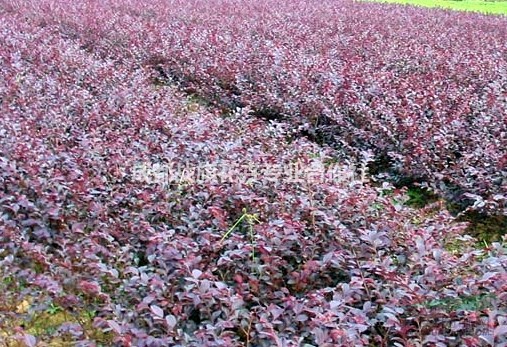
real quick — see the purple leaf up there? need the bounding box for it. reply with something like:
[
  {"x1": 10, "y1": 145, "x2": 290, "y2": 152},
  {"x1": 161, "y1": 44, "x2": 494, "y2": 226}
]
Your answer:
[
  {"x1": 23, "y1": 334, "x2": 37, "y2": 347},
  {"x1": 494, "y1": 325, "x2": 507, "y2": 338},
  {"x1": 150, "y1": 305, "x2": 164, "y2": 318},
  {"x1": 192, "y1": 269, "x2": 203, "y2": 279},
  {"x1": 107, "y1": 320, "x2": 122, "y2": 334},
  {"x1": 165, "y1": 314, "x2": 177, "y2": 329}
]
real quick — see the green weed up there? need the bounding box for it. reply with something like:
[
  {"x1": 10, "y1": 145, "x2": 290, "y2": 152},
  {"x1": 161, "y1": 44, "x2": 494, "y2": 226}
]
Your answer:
[{"x1": 221, "y1": 208, "x2": 260, "y2": 260}]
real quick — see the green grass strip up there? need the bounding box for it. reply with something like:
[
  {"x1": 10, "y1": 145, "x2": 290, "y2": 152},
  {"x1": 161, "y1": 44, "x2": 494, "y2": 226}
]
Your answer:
[{"x1": 366, "y1": 0, "x2": 507, "y2": 15}]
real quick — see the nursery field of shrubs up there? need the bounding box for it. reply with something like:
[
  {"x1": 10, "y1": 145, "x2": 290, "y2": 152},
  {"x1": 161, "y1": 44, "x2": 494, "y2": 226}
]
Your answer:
[{"x1": 1, "y1": 0, "x2": 506, "y2": 346}]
